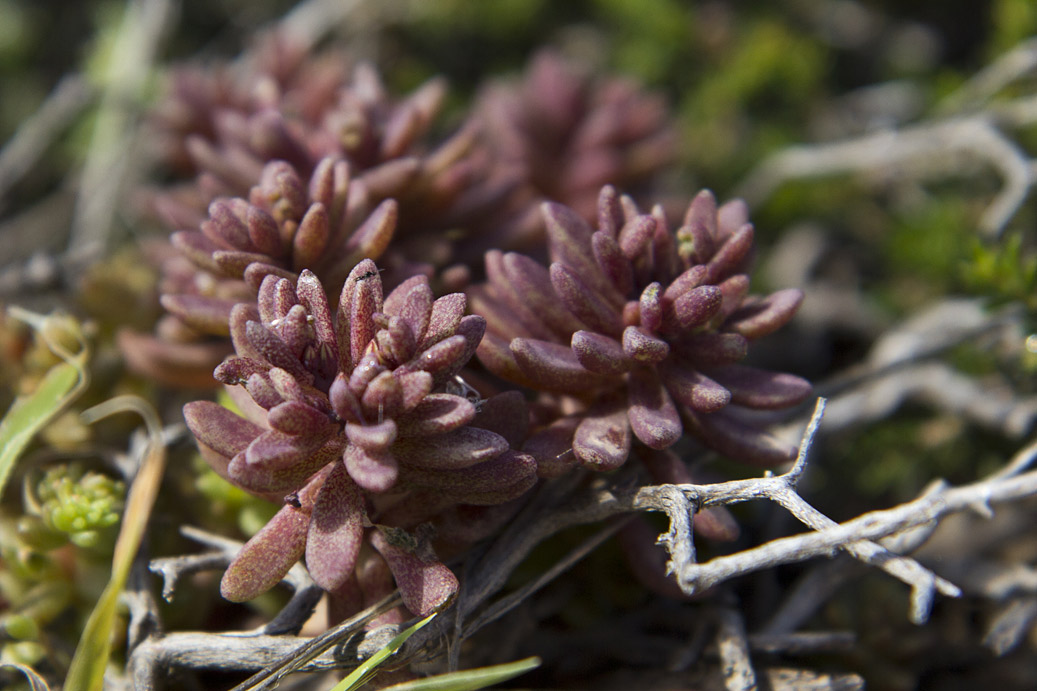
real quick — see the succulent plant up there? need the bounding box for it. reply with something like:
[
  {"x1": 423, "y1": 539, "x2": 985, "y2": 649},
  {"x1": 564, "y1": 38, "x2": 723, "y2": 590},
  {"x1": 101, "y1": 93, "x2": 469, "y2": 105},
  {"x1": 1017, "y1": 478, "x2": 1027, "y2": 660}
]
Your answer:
[
  {"x1": 459, "y1": 49, "x2": 677, "y2": 260},
  {"x1": 183, "y1": 260, "x2": 537, "y2": 613},
  {"x1": 473, "y1": 185, "x2": 811, "y2": 473},
  {"x1": 23, "y1": 464, "x2": 125, "y2": 550},
  {"x1": 127, "y1": 32, "x2": 497, "y2": 387}
]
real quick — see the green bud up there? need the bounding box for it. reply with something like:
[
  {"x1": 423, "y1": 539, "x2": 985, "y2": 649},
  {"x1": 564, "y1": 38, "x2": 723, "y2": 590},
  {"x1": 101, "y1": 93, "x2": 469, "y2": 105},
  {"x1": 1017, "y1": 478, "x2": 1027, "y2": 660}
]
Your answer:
[
  {"x1": 1, "y1": 640, "x2": 46, "y2": 666},
  {"x1": 1, "y1": 614, "x2": 39, "y2": 641}
]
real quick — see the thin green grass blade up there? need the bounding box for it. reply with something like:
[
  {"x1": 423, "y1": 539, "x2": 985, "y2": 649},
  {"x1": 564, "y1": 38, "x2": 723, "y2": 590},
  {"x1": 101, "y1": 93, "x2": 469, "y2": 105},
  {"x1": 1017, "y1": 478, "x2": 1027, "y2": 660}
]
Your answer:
[
  {"x1": 329, "y1": 614, "x2": 437, "y2": 691},
  {"x1": 0, "y1": 662, "x2": 52, "y2": 691},
  {"x1": 0, "y1": 308, "x2": 89, "y2": 498},
  {"x1": 63, "y1": 397, "x2": 167, "y2": 691},
  {"x1": 380, "y1": 656, "x2": 542, "y2": 691}
]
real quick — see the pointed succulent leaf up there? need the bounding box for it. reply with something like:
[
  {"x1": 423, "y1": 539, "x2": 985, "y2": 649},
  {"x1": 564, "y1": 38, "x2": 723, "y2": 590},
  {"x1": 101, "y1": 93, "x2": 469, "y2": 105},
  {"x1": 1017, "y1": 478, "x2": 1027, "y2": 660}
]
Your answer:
[
  {"x1": 571, "y1": 330, "x2": 632, "y2": 374},
  {"x1": 726, "y1": 289, "x2": 803, "y2": 339},
  {"x1": 296, "y1": 270, "x2": 337, "y2": 354},
  {"x1": 246, "y1": 372, "x2": 284, "y2": 409},
  {"x1": 306, "y1": 461, "x2": 364, "y2": 592},
  {"x1": 344, "y1": 443, "x2": 398, "y2": 492},
  {"x1": 245, "y1": 428, "x2": 332, "y2": 471},
  {"x1": 671, "y1": 285, "x2": 722, "y2": 330},
  {"x1": 292, "y1": 203, "x2": 330, "y2": 271},
  {"x1": 573, "y1": 403, "x2": 631, "y2": 470},
  {"x1": 229, "y1": 439, "x2": 345, "y2": 494},
  {"x1": 627, "y1": 368, "x2": 682, "y2": 449},
  {"x1": 396, "y1": 370, "x2": 434, "y2": 411},
  {"x1": 639, "y1": 283, "x2": 663, "y2": 332},
  {"x1": 341, "y1": 198, "x2": 398, "y2": 263},
  {"x1": 504, "y1": 253, "x2": 587, "y2": 339},
  {"x1": 597, "y1": 184, "x2": 624, "y2": 238},
  {"x1": 213, "y1": 357, "x2": 269, "y2": 386},
  {"x1": 550, "y1": 262, "x2": 623, "y2": 336},
  {"x1": 475, "y1": 332, "x2": 539, "y2": 389},
  {"x1": 706, "y1": 224, "x2": 754, "y2": 284},
  {"x1": 345, "y1": 420, "x2": 398, "y2": 451},
  {"x1": 184, "y1": 401, "x2": 263, "y2": 458},
  {"x1": 542, "y1": 202, "x2": 622, "y2": 305},
  {"x1": 662, "y1": 362, "x2": 732, "y2": 413},
  {"x1": 684, "y1": 408, "x2": 796, "y2": 466},
  {"x1": 707, "y1": 364, "x2": 811, "y2": 409},
  {"x1": 412, "y1": 334, "x2": 467, "y2": 374},
  {"x1": 171, "y1": 230, "x2": 222, "y2": 273},
  {"x1": 511, "y1": 337, "x2": 609, "y2": 392},
  {"x1": 267, "y1": 400, "x2": 332, "y2": 436},
  {"x1": 662, "y1": 265, "x2": 708, "y2": 304},
  {"x1": 392, "y1": 426, "x2": 509, "y2": 470},
  {"x1": 400, "y1": 449, "x2": 536, "y2": 496},
  {"x1": 618, "y1": 214, "x2": 656, "y2": 262},
  {"x1": 360, "y1": 370, "x2": 404, "y2": 420},
  {"x1": 221, "y1": 503, "x2": 309, "y2": 602},
  {"x1": 245, "y1": 320, "x2": 312, "y2": 382},
  {"x1": 159, "y1": 295, "x2": 237, "y2": 336},
  {"x1": 347, "y1": 260, "x2": 383, "y2": 365},
  {"x1": 383, "y1": 275, "x2": 427, "y2": 318},
  {"x1": 330, "y1": 372, "x2": 362, "y2": 423},
  {"x1": 420, "y1": 293, "x2": 466, "y2": 350},
  {"x1": 591, "y1": 230, "x2": 634, "y2": 298},
  {"x1": 396, "y1": 394, "x2": 476, "y2": 437},
  {"x1": 388, "y1": 277, "x2": 433, "y2": 344},
  {"x1": 369, "y1": 529, "x2": 457, "y2": 617},
  {"x1": 622, "y1": 326, "x2": 670, "y2": 363},
  {"x1": 246, "y1": 204, "x2": 284, "y2": 257},
  {"x1": 243, "y1": 262, "x2": 297, "y2": 291},
  {"x1": 674, "y1": 332, "x2": 748, "y2": 365}
]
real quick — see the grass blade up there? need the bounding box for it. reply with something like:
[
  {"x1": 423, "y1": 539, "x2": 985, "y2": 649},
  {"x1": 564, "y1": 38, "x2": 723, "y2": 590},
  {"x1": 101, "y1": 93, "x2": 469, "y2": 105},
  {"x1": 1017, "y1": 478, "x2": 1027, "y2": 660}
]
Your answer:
[
  {"x1": 329, "y1": 614, "x2": 437, "y2": 691},
  {"x1": 380, "y1": 656, "x2": 542, "y2": 691},
  {"x1": 0, "y1": 308, "x2": 89, "y2": 497},
  {"x1": 63, "y1": 396, "x2": 167, "y2": 691}
]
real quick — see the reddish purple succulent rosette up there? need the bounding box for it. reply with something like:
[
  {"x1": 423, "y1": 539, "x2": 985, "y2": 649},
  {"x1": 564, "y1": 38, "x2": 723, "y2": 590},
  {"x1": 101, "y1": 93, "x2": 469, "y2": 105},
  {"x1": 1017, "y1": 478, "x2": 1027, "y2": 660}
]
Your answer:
[
  {"x1": 184, "y1": 260, "x2": 536, "y2": 614},
  {"x1": 474, "y1": 185, "x2": 811, "y2": 474}
]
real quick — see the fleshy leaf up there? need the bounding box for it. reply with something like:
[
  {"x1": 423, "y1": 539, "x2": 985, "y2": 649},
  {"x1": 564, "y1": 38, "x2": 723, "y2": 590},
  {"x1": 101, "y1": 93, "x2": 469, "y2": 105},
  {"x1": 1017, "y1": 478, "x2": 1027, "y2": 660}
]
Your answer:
[
  {"x1": 344, "y1": 443, "x2": 398, "y2": 492},
  {"x1": 183, "y1": 401, "x2": 263, "y2": 458},
  {"x1": 571, "y1": 330, "x2": 632, "y2": 374},
  {"x1": 369, "y1": 529, "x2": 457, "y2": 617},
  {"x1": 396, "y1": 394, "x2": 476, "y2": 437},
  {"x1": 708, "y1": 364, "x2": 812, "y2": 409},
  {"x1": 573, "y1": 403, "x2": 631, "y2": 471},
  {"x1": 306, "y1": 461, "x2": 364, "y2": 592},
  {"x1": 392, "y1": 427, "x2": 509, "y2": 470},
  {"x1": 511, "y1": 338, "x2": 608, "y2": 392},
  {"x1": 627, "y1": 368, "x2": 682, "y2": 449},
  {"x1": 221, "y1": 503, "x2": 309, "y2": 601}
]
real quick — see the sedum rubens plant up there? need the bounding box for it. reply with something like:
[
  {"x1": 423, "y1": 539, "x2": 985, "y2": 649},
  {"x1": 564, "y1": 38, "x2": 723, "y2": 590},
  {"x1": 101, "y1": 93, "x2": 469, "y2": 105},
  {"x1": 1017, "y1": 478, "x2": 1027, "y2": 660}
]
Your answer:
[
  {"x1": 473, "y1": 185, "x2": 811, "y2": 474},
  {"x1": 183, "y1": 260, "x2": 536, "y2": 615}
]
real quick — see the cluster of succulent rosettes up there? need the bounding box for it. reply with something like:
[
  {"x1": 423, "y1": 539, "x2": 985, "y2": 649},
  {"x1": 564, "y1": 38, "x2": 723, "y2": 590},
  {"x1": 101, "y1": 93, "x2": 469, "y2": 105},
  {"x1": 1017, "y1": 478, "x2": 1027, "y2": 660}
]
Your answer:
[
  {"x1": 473, "y1": 185, "x2": 812, "y2": 472},
  {"x1": 465, "y1": 49, "x2": 677, "y2": 256},
  {"x1": 121, "y1": 156, "x2": 402, "y2": 389},
  {"x1": 160, "y1": 157, "x2": 400, "y2": 336},
  {"x1": 150, "y1": 33, "x2": 477, "y2": 247},
  {"x1": 183, "y1": 260, "x2": 538, "y2": 610}
]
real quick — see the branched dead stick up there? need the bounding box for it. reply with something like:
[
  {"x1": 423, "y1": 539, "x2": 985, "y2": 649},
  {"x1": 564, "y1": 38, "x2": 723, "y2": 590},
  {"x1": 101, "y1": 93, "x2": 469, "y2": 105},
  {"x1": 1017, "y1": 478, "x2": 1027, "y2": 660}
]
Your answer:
[
  {"x1": 662, "y1": 464, "x2": 1037, "y2": 621},
  {"x1": 634, "y1": 399, "x2": 962, "y2": 623},
  {"x1": 736, "y1": 113, "x2": 1035, "y2": 236}
]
